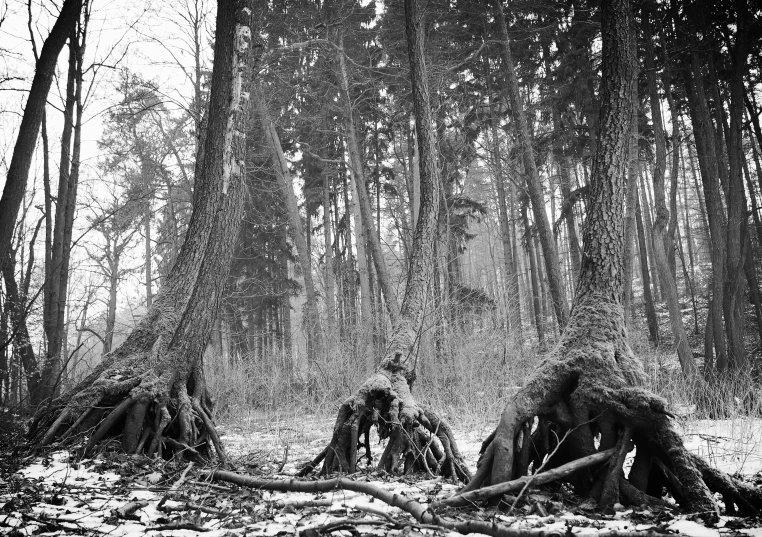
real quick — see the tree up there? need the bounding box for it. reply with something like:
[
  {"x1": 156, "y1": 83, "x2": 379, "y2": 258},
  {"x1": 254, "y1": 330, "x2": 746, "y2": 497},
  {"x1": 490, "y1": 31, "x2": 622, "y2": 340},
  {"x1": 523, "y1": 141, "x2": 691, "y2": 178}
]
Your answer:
[
  {"x1": 492, "y1": 0, "x2": 569, "y2": 329},
  {"x1": 642, "y1": 7, "x2": 694, "y2": 378},
  {"x1": 0, "y1": 0, "x2": 82, "y2": 277},
  {"x1": 29, "y1": 0, "x2": 263, "y2": 458},
  {"x1": 299, "y1": 0, "x2": 469, "y2": 480},
  {"x1": 455, "y1": 0, "x2": 759, "y2": 514}
]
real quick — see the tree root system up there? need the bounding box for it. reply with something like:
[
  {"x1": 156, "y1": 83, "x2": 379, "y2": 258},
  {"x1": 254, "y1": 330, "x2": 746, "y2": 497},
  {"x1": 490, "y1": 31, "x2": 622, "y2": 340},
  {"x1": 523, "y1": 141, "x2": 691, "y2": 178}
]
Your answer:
[
  {"x1": 26, "y1": 351, "x2": 225, "y2": 463},
  {"x1": 453, "y1": 296, "x2": 762, "y2": 520},
  {"x1": 298, "y1": 369, "x2": 470, "y2": 482}
]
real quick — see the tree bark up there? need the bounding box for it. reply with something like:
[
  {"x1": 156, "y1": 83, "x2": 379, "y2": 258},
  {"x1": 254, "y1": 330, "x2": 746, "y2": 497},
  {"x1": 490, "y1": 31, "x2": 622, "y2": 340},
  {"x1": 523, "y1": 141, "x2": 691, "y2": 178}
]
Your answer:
[
  {"x1": 0, "y1": 0, "x2": 82, "y2": 275},
  {"x1": 335, "y1": 37, "x2": 399, "y2": 323},
  {"x1": 301, "y1": 0, "x2": 469, "y2": 481},
  {"x1": 31, "y1": 0, "x2": 262, "y2": 460},
  {"x1": 722, "y1": 0, "x2": 750, "y2": 371}
]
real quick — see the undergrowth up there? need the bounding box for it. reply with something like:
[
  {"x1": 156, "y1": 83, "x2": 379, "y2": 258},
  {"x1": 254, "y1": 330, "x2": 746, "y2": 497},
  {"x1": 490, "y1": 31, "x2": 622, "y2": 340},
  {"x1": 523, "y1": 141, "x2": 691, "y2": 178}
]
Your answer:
[{"x1": 205, "y1": 320, "x2": 762, "y2": 433}]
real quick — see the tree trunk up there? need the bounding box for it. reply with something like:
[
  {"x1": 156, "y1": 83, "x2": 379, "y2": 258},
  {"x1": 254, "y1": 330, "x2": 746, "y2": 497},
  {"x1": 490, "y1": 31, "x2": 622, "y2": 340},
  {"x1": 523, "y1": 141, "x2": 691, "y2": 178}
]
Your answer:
[
  {"x1": 0, "y1": 0, "x2": 82, "y2": 276},
  {"x1": 643, "y1": 11, "x2": 695, "y2": 378},
  {"x1": 458, "y1": 0, "x2": 747, "y2": 515},
  {"x1": 722, "y1": 1, "x2": 750, "y2": 371},
  {"x1": 322, "y1": 172, "x2": 338, "y2": 336},
  {"x1": 2, "y1": 254, "x2": 42, "y2": 406},
  {"x1": 682, "y1": 43, "x2": 728, "y2": 370},
  {"x1": 487, "y1": 90, "x2": 522, "y2": 339},
  {"x1": 301, "y1": 0, "x2": 469, "y2": 481},
  {"x1": 493, "y1": 0, "x2": 569, "y2": 328},
  {"x1": 253, "y1": 86, "x2": 322, "y2": 364},
  {"x1": 335, "y1": 37, "x2": 399, "y2": 323},
  {"x1": 636, "y1": 178, "x2": 660, "y2": 344},
  {"x1": 31, "y1": 0, "x2": 262, "y2": 461},
  {"x1": 623, "y1": 43, "x2": 639, "y2": 325}
]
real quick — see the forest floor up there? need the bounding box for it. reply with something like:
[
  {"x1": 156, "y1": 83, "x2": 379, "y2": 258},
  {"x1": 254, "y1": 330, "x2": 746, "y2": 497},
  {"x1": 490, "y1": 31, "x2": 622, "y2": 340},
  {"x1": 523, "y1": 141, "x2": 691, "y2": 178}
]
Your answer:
[{"x1": 3, "y1": 410, "x2": 762, "y2": 537}]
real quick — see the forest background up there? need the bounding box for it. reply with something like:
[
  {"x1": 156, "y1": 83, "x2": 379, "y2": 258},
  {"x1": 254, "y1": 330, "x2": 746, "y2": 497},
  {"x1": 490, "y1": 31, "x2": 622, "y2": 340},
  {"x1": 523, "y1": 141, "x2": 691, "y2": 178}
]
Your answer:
[{"x1": 1, "y1": 0, "x2": 762, "y2": 438}]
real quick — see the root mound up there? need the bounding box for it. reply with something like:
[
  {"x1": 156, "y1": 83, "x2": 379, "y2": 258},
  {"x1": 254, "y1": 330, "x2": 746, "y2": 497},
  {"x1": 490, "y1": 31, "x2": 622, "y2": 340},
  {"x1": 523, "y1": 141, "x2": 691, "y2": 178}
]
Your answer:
[
  {"x1": 300, "y1": 368, "x2": 470, "y2": 482},
  {"x1": 27, "y1": 347, "x2": 225, "y2": 462},
  {"x1": 455, "y1": 295, "x2": 762, "y2": 519}
]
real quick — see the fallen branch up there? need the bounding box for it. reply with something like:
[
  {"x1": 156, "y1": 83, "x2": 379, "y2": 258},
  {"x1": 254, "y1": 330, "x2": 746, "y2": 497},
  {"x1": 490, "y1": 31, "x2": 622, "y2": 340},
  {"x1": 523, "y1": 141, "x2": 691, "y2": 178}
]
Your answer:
[
  {"x1": 433, "y1": 447, "x2": 617, "y2": 508},
  {"x1": 204, "y1": 467, "x2": 669, "y2": 537}
]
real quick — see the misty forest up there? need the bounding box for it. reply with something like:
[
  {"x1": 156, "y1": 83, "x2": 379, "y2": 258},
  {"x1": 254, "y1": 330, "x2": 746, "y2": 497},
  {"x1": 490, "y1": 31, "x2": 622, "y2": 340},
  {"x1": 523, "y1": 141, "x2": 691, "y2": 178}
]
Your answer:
[{"x1": 2, "y1": 0, "x2": 762, "y2": 535}]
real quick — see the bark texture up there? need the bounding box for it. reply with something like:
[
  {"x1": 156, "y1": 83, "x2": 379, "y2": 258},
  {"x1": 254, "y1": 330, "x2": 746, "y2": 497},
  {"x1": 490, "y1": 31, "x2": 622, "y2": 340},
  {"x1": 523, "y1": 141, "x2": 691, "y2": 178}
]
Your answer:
[
  {"x1": 300, "y1": 0, "x2": 468, "y2": 481},
  {"x1": 29, "y1": 0, "x2": 262, "y2": 460},
  {"x1": 455, "y1": 0, "x2": 749, "y2": 516}
]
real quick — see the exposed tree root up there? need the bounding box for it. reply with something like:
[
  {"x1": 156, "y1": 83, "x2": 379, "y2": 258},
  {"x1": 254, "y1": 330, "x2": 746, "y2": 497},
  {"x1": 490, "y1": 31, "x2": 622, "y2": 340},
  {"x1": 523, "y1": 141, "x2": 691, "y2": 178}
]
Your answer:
[
  {"x1": 298, "y1": 369, "x2": 470, "y2": 482},
  {"x1": 27, "y1": 351, "x2": 225, "y2": 463},
  {"x1": 454, "y1": 296, "x2": 762, "y2": 520},
  {"x1": 207, "y1": 468, "x2": 672, "y2": 537}
]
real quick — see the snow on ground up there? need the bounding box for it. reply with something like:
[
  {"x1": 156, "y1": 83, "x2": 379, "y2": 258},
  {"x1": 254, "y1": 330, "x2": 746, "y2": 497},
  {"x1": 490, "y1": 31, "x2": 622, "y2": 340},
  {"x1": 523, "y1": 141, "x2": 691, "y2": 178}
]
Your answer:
[{"x1": 2, "y1": 416, "x2": 762, "y2": 537}]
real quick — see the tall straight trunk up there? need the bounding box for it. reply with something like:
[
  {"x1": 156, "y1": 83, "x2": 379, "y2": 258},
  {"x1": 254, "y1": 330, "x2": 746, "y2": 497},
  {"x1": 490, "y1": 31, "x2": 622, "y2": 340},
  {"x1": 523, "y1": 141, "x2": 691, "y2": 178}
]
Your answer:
[
  {"x1": 492, "y1": 0, "x2": 568, "y2": 328},
  {"x1": 104, "y1": 239, "x2": 119, "y2": 355},
  {"x1": 144, "y1": 201, "x2": 153, "y2": 308},
  {"x1": 335, "y1": 38, "x2": 399, "y2": 323},
  {"x1": 253, "y1": 87, "x2": 321, "y2": 363},
  {"x1": 722, "y1": 0, "x2": 750, "y2": 371},
  {"x1": 643, "y1": 12, "x2": 695, "y2": 377},
  {"x1": 323, "y1": 172, "x2": 338, "y2": 335},
  {"x1": 639, "y1": 172, "x2": 662, "y2": 302},
  {"x1": 679, "y1": 142, "x2": 697, "y2": 277},
  {"x1": 686, "y1": 139, "x2": 711, "y2": 260},
  {"x1": 748, "y1": 131, "x2": 762, "y2": 249},
  {"x1": 0, "y1": 302, "x2": 8, "y2": 404},
  {"x1": 636, "y1": 181, "x2": 660, "y2": 345},
  {"x1": 683, "y1": 43, "x2": 728, "y2": 370},
  {"x1": 745, "y1": 90, "x2": 762, "y2": 184},
  {"x1": 623, "y1": 30, "x2": 639, "y2": 324},
  {"x1": 659, "y1": 28, "x2": 680, "y2": 281},
  {"x1": 0, "y1": 0, "x2": 82, "y2": 274},
  {"x1": 541, "y1": 40, "x2": 583, "y2": 285},
  {"x1": 41, "y1": 24, "x2": 85, "y2": 400},
  {"x1": 522, "y1": 205, "x2": 545, "y2": 345},
  {"x1": 349, "y1": 167, "x2": 375, "y2": 370},
  {"x1": 488, "y1": 91, "x2": 522, "y2": 339}
]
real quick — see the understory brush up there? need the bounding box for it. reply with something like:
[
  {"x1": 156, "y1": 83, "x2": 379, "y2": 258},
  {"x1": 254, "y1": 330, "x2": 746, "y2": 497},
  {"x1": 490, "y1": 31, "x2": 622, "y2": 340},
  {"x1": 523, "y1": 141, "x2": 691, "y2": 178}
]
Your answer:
[{"x1": 206, "y1": 322, "x2": 762, "y2": 440}]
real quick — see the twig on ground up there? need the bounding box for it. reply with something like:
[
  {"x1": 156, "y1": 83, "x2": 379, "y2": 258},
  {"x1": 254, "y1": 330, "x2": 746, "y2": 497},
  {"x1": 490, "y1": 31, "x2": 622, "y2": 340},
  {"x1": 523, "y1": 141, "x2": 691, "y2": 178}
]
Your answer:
[
  {"x1": 434, "y1": 448, "x2": 617, "y2": 509},
  {"x1": 158, "y1": 461, "x2": 194, "y2": 509},
  {"x1": 204, "y1": 467, "x2": 670, "y2": 537}
]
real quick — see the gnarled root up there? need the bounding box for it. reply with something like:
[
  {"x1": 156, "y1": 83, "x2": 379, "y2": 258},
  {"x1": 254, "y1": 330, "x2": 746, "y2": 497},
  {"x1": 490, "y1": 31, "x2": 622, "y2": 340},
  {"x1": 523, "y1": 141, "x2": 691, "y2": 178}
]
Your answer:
[
  {"x1": 455, "y1": 374, "x2": 762, "y2": 518},
  {"x1": 451, "y1": 296, "x2": 762, "y2": 518},
  {"x1": 299, "y1": 370, "x2": 470, "y2": 482},
  {"x1": 27, "y1": 354, "x2": 224, "y2": 463}
]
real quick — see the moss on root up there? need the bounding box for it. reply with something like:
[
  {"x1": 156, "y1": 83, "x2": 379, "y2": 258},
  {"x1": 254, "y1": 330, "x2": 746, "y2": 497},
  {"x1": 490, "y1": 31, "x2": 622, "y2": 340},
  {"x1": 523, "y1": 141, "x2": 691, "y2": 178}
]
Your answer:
[
  {"x1": 457, "y1": 294, "x2": 761, "y2": 520},
  {"x1": 28, "y1": 352, "x2": 224, "y2": 463},
  {"x1": 299, "y1": 370, "x2": 470, "y2": 482}
]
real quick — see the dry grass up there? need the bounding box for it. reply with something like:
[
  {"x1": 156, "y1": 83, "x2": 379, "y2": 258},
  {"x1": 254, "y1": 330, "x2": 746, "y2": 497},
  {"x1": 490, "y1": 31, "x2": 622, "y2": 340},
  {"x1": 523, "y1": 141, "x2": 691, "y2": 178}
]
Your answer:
[{"x1": 207, "y1": 322, "x2": 761, "y2": 437}]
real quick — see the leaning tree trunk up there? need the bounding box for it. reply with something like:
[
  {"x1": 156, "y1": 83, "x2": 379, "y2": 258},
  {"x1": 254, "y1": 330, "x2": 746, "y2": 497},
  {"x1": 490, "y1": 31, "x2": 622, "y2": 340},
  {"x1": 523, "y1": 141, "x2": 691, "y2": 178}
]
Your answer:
[
  {"x1": 493, "y1": 0, "x2": 569, "y2": 329},
  {"x1": 29, "y1": 0, "x2": 263, "y2": 460},
  {"x1": 254, "y1": 85, "x2": 323, "y2": 364},
  {"x1": 452, "y1": 0, "x2": 759, "y2": 517},
  {"x1": 299, "y1": 0, "x2": 469, "y2": 481},
  {"x1": 0, "y1": 0, "x2": 82, "y2": 276}
]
